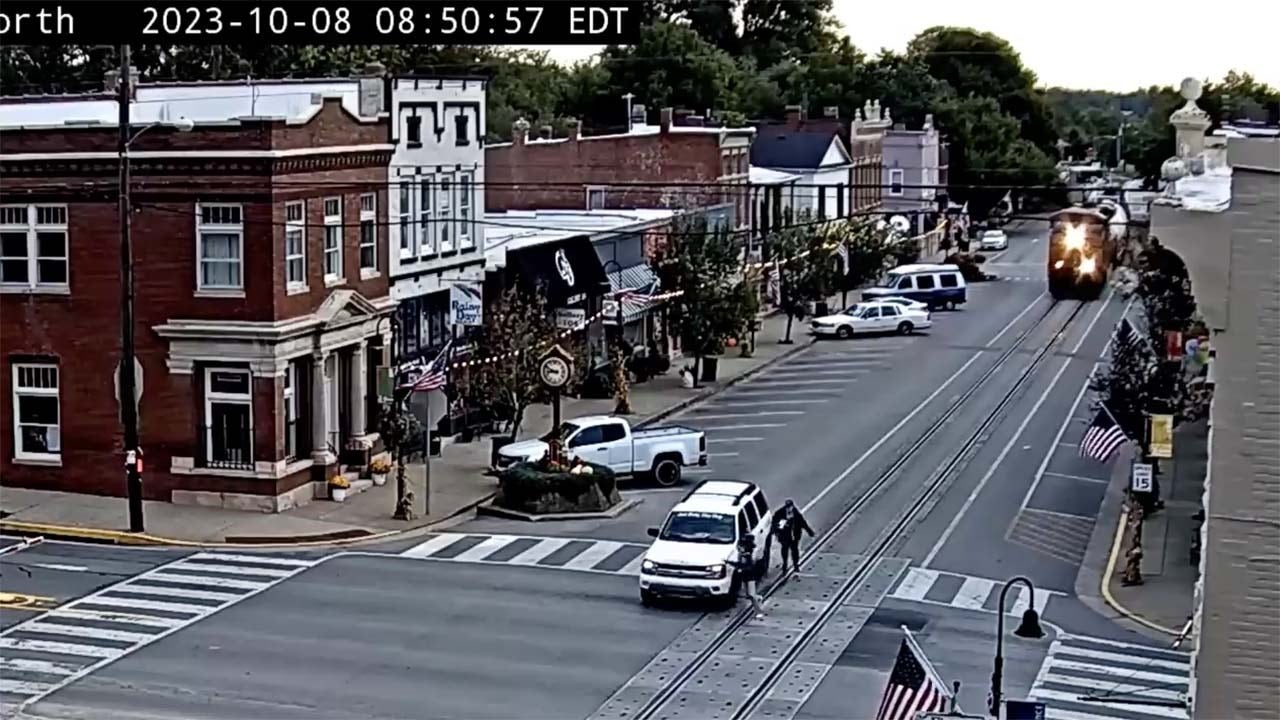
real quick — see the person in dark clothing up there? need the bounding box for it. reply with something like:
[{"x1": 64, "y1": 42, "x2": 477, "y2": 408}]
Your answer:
[
  {"x1": 772, "y1": 499, "x2": 815, "y2": 575},
  {"x1": 730, "y1": 533, "x2": 764, "y2": 616}
]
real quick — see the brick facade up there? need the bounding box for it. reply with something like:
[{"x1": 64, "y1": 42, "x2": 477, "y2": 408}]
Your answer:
[{"x1": 1, "y1": 96, "x2": 394, "y2": 510}]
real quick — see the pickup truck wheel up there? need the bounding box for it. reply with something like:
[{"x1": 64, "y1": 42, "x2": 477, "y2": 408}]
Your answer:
[
  {"x1": 897, "y1": 321, "x2": 914, "y2": 335},
  {"x1": 653, "y1": 457, "x2": 682, "y2": 486},
  {"x1": 836, "y1": 325, "x2": 854, "y2": 339}
]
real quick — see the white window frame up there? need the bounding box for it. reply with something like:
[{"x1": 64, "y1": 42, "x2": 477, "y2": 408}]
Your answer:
[
  {"x1": 323, "y1": 197, "x2": 343, "y2": 284},
  {"x1": 359, "y1": 192, "x2": 378, "y2": 276},
  {"x1": 585, "y1": 186, "x2": 607, "y2": 210},
  {"x1": 204, "y1": 367, "x2": 253, "y2": 468},
  {"x1": 889, "y1": 168, "x2": 905, "y2": 197},
  {"x1": 438, "y1": 176, "x2": 453, "y2": 254},
  {"x1": 12, "y1": 363, "x2": 61, "y2": 463},
  {"x1": 196, "y1": 203, "x2": 244, "y2": 293},
  {"x1": 284, "y1": 201, "x2": 307, "y2": 292},
  {"x1": 399, "y1": 183, "x2": 416, "y2": 259},
  {"x1": 282, "y1": 363, "x2": 298, "y2": 461},
  {"x1": 419, "y1": 177, "x2": 435, "y2": 257},
  {"x1": 0, "y1": 204, "x2": 70, "y2": 294},
  {"x1": 458, "y1": 173, "x2": 473, "y2": 249}
]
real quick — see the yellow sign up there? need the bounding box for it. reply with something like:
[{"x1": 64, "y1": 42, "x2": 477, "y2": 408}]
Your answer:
[{"x1": 1149, "y1": 414, "x2": 1174, "y2": 458}]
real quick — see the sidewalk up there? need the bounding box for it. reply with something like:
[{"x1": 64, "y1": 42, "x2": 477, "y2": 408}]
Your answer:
[
  {"x1": 1094, "y1": 420, "x2": 1206, "y2": 639},
  {"x1": 0, "y1": 301, "x2": 830, "y2": 548}
]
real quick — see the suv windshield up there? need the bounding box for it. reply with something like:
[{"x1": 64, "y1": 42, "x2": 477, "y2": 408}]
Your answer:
[
  {"x1": 660, "y1": 511, "x2": 735, "y2": 544},
  {"x1": 879, "y1": 272, "x2": 902, "y2": 289}
]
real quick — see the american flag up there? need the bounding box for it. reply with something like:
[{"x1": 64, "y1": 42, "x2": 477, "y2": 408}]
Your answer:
[
  {"x1": 875, "y1": 629, "x2": 952, "y2": 720},
  {"x1": 403, "y1": 340, "x2": 453, "y2": 393},
  {"x1": 1079, "y1": 406, "x2": 1129, "y2": 463}
]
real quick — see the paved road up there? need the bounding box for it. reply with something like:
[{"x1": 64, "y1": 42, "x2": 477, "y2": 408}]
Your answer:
[{"x1": 24, "y1": 556, "x2": 696, "y2": 720}]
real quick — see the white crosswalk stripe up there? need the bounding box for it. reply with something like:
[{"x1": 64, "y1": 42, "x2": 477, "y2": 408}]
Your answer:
[
  {"x1": 399, "y1": 533, "x2": 647, "y2": 576},
  {"x1": 886, "y1": 566, "x2": 1064, "y2": 617},
  {"x1": 0, "y1": 552, "x2": 317, "y2": 707},
  {"x1": 1030, "y1": 634, "x2": 1191, "y2": 720}
]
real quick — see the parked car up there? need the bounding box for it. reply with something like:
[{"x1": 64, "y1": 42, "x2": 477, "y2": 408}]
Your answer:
[
  {"x1": 495, "y1": 415, "x2": 706, "y2": 486},
  {"x1": 862, "y1": 263, "x2": 967, "y2": 309},
  {"x1": 639, "y1": 480, "x2": 772, "y2": 606},
  {"x1": 810, "y1": 300, "x2": 932, "y2": 339},
  {"x1": 979, "y1": 229, "x2": 1009, "y2": 251}
]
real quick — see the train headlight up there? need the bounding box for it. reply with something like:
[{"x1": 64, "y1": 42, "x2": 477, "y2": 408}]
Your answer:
[
  {"x1": 1062, "y1": 225, "x2": 1086, "y2": 252},
  {"x1": 1078, "y1": 256, "x2": 1097, "y2": 276},
  {"x1": 1054, "y1": 260, "x2": 1065, "y2": 269}
]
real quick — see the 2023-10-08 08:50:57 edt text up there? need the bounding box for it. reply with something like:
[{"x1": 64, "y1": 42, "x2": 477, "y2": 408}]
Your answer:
[{"x1": 0, "y1": 1, "x2": 642, "y2": 44}]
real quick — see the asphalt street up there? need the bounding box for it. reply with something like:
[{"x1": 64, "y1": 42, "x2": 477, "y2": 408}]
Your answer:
[{"x1": 1, "y1": 226, "x2": 1192, "y2": 720}]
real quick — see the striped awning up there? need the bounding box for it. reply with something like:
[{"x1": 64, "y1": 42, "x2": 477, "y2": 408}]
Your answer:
[{"x1": 606, "y1": 264, "x2": 661, "y2": 323}]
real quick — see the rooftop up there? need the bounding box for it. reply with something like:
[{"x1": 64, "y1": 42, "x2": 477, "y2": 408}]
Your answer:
[
  {"x1": 487, "y1": 119, "x2": 755, "y2": 150},
  {"x1": 750, "y1": 129, "x2": 844, "y2": 170},
  {"x1": 749, "y1": 166, "x2": 801, "y2": 185},
  {"x1": 483, "y1": 208, "x2": 676, "y2": 267}
]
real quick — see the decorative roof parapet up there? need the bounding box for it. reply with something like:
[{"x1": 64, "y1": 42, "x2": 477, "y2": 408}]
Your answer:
[{"x1": 1157, "y1": 78, "x2": 1232, "y2": 213}]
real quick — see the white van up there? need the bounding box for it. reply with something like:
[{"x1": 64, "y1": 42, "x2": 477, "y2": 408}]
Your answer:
[
  {"x1": 638, "y1": 480, "x2": 772, "y2": 607},
  {"x1": 863, "y1": 263, "x2": 967, "y2": 310}
]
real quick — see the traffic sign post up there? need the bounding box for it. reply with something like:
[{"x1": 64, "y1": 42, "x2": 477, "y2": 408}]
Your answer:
[{"x1": 1131, "y1": 462, "x2": 1154, "y2": 493}]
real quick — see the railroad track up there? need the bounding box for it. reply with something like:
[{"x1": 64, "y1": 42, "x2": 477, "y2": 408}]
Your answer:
[{"x1": 590, "y1": 298, "x2": 1088, "y2": 720}]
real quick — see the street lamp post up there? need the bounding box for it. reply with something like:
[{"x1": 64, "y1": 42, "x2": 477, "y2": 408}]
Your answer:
[
  {"x1": 1117, "y1": 110, "x2": 1134, "y2": 171},
  {"x1": 988, "y1": 576, "x2": 1046, "y2": 718},
  {"x1": 116, "y1": 46, "x2": 193, "y2": 532},
  {"x1": 600, "y1": 260, "x2": 631, "y2": 414}
]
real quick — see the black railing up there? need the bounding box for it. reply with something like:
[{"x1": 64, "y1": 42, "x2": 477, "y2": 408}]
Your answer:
[
  {"x1": 202, "y1": 425, "x2": 254, "y2": 471},
  {"x1": 284, "y1": 417, "x2": 299, "y2": 462},
  {"x1": 327, "y1": 431, "x2": 340, "y2": 455}
]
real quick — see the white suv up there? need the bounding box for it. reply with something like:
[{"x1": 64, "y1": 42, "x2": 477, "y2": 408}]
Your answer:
[{"x1": 639, "y1": 480, "x2": 772, "y2": 607}]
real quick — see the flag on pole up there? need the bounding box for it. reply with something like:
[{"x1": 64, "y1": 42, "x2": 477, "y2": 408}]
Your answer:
[
  {"x1": 1079, "y1": 406, "x2": 1130, "y2": 463},
  {"x1": 403, "y1": 340, "x2": 453, "y2": 393},
  {"x1": 875, "y1": 628, "x2": 953, "y2": 720},
  {"x1": 1113, "y1": 317, "x2": 1138, "y2": 355}
]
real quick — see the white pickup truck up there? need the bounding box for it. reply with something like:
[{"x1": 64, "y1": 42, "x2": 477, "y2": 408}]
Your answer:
[{"x1": 495, "y1": 415, "x2": 707, "y2": 486}]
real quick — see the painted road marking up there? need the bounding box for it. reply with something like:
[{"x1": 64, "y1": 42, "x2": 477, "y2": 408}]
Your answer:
[
  {"x1": 28, "y1": 563, "x2": 89, "y2": 573},
  {"x1": 400, "y1": 533, "x2": 646, "y2": 577},
  {"x1": 0, "y1": 552, "x2": 318, "y2": 708},
  {"x1": 887, "y1": 567, "x2": 1060, "y2": 616},
  {"x1": 1028, "y1": 635, "x2": 1191, "y2": 720}
]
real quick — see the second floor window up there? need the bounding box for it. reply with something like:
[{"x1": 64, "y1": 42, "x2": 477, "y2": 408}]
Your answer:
[
  {"x1": 359, "y1": 193, "x2": 377, "y2": 272},
  {"x1": 1, "y1": 204, "x2": 69, "y2": 293},
  {"x1": 438, "y1": 177, "x2": 452, "y2": 253},
  {"x1": 285, "y1": 201, "x2": 306, "y2": 289},
  {"x1": 455, "y1": 114, "x2": 470, "y2": 146},
  {"x1": 458, "y1": 173, "x2": 472, "y2": 248},
  {"x1": 323, "y1": 197, "x2": 343, "y2": 281},
  {"x1": 419, "y1": 179, "x2": 435, "y2": 257},
  {"x1": 586, "y1": 187, "x2": 606, "y2": 210},
  {"x1": 399, "y1": 184, "x2": 415, "y2": 257},
  {"x1": 197, "y1": 204, "x2": 243, "y2": 291},
  {"x1": 889, "y1": 168, "x2": 905, "y2": 196}
]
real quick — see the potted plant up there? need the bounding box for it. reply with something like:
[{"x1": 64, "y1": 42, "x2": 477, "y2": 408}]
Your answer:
[
  {"x1": 330, "y1": 475, "x2": 351, "y2": 502},
  {"x1": 369, "y1": 458, "x2": 392, "y2": 486}
]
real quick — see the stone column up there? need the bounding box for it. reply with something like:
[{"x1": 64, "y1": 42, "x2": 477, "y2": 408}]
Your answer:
[
  {"x1": 310, "y1": 349, "x2": 331, "y2": 463},
  {"x1": 1170, "y1": 77, "x2": 1211, "y2": 159},
  {"x1": 349, "y1": 341, "x2": 367, "y2": 437}
]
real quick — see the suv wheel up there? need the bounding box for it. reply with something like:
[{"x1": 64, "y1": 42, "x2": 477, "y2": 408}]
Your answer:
[{"x1": 640, "y1": 589, "x2": 657, "y2": 607}]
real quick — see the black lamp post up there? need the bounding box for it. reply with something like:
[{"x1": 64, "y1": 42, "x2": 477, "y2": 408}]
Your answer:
[
  {"x1": 989, "y1": 576, "x2": 1046, "y2": 717},
  {"x1": 601, "y1": 259, "x2": 624, "y2": 340}
]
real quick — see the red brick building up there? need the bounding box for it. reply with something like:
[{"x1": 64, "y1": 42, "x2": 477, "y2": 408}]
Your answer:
[
  {"x1": 0, "y1": 78, "x2": 396, "y2": 511},
  {"x1": 486, "y1": 107, "x2": 755, "y2": 229}
]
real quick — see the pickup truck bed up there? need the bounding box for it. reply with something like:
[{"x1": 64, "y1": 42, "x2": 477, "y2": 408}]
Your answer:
[{"x1": 633, "y1": 425, "x2": 701, "y2": 439}]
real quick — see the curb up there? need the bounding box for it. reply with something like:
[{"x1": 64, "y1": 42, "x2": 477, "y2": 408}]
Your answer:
[
  {"x1": 1099, "y1": 510, "x2": 1182, "y2": 637},
  {"x1": 475, "y1": 497, "x2": 644, "y2": 523}
]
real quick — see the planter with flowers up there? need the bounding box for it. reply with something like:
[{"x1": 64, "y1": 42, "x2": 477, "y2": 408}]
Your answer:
[
  {"x1": 330, "y1": 475, "x2": 351, "y2": 502},
  {"x1": 369, "y1": 457, "x2": 392, "y2": 486}
]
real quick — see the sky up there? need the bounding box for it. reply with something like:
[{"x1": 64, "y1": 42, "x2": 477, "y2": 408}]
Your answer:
[{"x1": 537, "y1": 0, "x2": 1279, "y2": 92}]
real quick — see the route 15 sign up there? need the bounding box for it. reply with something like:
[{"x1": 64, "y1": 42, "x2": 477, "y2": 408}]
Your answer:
[
  {"x1": 1131, "y1": 463, "x2": 1154, "y2": 493},
  {"x1": 538, "y1": 344, "x2": 575, "y2": 389}
]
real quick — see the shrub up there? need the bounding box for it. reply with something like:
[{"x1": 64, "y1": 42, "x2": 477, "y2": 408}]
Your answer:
[
  {"x1": 495, "y1": 461, "x2": 620, "y2": 513},
  {"x1": 944, "y1": 253, "x2": 990, "y2": 282}
]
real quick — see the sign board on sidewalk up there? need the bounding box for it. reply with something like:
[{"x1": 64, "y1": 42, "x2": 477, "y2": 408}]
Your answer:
[
  {"x1": 1148, "y1": 414, "x2": 1174, "y2": 458},
  {"x1": 449, "y1": 284, "x2": 484, "y2": 326},
  {"x1": 1131, "y1": 462, "x2": 1154, "y2": 493}
]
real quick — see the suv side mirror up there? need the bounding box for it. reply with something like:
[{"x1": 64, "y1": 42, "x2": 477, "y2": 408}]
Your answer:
[{"x1": 647, "y1": 527, "x2": 659, "y2": 538}]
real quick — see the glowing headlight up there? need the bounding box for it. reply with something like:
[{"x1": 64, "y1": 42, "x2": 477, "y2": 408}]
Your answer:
[
  {"x1": 1061, "y1": 224, "x2": 1086, "y2": 252},
  {"x1": 707, "y1": 564, "x2": 726, "y2": 578},
  {"x1": 642, "y1": 559, "x2": 656, "y2": 573},
  {"x1": 1078, "y1": 256, "x2": 1097, "y2": 276}
]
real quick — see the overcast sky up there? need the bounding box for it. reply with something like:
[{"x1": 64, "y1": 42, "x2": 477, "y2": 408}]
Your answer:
[{"x1": 538, "y1": 0, "x2": 1278, "y2": 92}]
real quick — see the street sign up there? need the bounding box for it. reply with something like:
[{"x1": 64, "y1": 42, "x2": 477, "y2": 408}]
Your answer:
[
  {"x1": 113, "y1": 357, "x2": 144, "y2": 409},
  {"x1": 602, "y1": 299, "x2": 621, "y2": 325},
  {"x1": 554, "y1": 308, "x2": 586, "y2": 330},
  {"x1": 1148, "y1": 414, "x2": 1174, "y2": 458},
  {"x1": 1131, "y1": 462, "x2": 1154, "y2": 493},
  {"x1": 1005, "y1": 700, "x2": 1047, "y2": 720}
]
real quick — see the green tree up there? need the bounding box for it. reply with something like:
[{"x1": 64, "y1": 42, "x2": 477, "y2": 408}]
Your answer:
[
  {"x1": 467, "y1": 286, "x2": 559, "y2": 441},
  {"x1": 854, "y1": 51, "x2": 950, "y2": 130},
  {"x1": 1089, "y1": 327, "x2": 1155, "y2": 444},
  {"x1": 1137, "y1": 240, "x2": 1197, "y2": 346},
  {"x1": 907, "y1": 26, "x2": 1057, "y2": 152},
  {"x1": 376, "y1": 397, "x2": 425, "y2": 520},
  {"x1": 741, "y1": 0, "x2": 840, "y2": 71},
  {"x1": 772, "y1": 219, "x2": 839, "y2": 342},
  {"x1": 654, "y1": 215, "x2": 754, "y2": 385}
]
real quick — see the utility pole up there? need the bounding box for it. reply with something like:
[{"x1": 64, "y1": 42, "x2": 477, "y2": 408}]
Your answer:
[{"x1": 117, "y1": 45, "x2": 145, "y2": 533}]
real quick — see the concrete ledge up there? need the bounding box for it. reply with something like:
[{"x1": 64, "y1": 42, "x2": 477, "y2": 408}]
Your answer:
[{"x1": 476, "y1": 497, "x2": 643, "y2": 522}]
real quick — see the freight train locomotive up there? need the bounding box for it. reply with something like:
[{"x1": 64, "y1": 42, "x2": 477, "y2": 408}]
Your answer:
[{"x1": 1046, "y1": 202, "x2": 1126, "y2": 300}]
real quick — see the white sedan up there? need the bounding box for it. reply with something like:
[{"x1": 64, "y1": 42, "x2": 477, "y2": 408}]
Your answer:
[
  {"x1": 810, "y1": 301, "x2": 932, "y2": 339},
  {"x1": 979, "y1": 230, "x2": 1009, "y2": 251}
]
